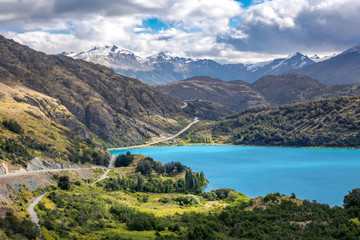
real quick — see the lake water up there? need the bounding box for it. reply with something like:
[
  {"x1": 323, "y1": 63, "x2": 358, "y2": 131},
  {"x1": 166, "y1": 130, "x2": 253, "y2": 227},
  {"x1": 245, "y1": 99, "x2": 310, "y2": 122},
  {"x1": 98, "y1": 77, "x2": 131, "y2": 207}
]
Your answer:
[{"x1": 109, "y1": 145, "x2": 360, "y2": 206}]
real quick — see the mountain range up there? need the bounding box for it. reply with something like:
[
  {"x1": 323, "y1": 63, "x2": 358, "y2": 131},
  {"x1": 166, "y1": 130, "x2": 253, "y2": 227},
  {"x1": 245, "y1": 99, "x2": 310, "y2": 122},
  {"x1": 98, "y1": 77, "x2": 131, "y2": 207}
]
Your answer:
[
  {"x1": 154, "y1": 74, "x2": 360, "y2": 116},
  {"x1": 63, "y1": 44, "x2": 360, "y2": 85}
]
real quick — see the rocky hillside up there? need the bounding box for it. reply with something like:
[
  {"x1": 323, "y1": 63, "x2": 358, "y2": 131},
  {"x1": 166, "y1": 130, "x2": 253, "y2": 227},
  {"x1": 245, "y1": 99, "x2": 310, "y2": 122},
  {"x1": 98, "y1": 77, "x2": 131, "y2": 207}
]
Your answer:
[
  {"x1": 0, "y1": 35, "x2": 188, "y2": 147},
  {"x1": 182, "y1": 100, "x2": 235, "y2": 120},
  {"x1": 184, "y1": 96, "x2": 360, "y2": 148},
  {"x1": 155, "y1": 74, "x2": 360, "y2": 112},
  {"x1": 153, "y1": 76, "x2": 269, "y2": 112},
  {"x1": 295, "y1": 44, "x2": 360, "y2": 84},
  {"x1": 0, "y1": 82, "x2": 110, "y2": 168}
]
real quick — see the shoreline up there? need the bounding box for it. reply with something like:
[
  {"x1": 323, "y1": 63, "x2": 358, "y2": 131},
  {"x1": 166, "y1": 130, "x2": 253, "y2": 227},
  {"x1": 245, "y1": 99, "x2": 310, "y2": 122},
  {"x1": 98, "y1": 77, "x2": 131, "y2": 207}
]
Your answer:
[{"x1": 108, "y1": 142, "x2": 360, "y2": 152}]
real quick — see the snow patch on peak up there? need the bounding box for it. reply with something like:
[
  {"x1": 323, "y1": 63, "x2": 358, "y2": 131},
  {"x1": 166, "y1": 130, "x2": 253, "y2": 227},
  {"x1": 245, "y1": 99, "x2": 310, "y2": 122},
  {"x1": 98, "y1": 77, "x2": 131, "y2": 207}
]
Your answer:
[{"x1": 342, "y1": 44, "x2": 360, "y2": 55}]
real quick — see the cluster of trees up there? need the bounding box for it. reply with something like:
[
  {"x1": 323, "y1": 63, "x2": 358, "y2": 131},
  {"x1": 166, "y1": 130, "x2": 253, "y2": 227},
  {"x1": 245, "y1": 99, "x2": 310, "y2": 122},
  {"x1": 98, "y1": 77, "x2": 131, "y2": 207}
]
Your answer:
[
  {"x1": 0, "y1": 212, "x2": 40, "y2": 239},
  {"x1": 210, "y1": 96, "x2": 360, "y2": 148},
  {"x1": 114, "y1": 151, "x2": 134, "y2": 167},
  {"x1": 0, "y1": 135, "x2": 54, "y2": 167},
  {"x1": 104, "y1": 168, "x2": 206, "y2": 194},
  {"x1": 135, "y1": 157, "x2": 166, "y2": 175},
  {"x1": 69, "y1": 138, "x2": 109, "y2": 166},
  {"x1": 180, "y1": 132, "x2": 211, "y2": 143},
  {"x1": 130, "y1": 156, "x2": 188, "y2": 176}
]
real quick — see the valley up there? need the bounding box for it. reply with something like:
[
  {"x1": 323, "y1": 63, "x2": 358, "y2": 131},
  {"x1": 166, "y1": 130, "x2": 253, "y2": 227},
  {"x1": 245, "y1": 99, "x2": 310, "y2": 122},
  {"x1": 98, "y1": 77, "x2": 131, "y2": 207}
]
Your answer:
[{"x1": 0, "y1": 34, "x2": 360, "y2": 240}]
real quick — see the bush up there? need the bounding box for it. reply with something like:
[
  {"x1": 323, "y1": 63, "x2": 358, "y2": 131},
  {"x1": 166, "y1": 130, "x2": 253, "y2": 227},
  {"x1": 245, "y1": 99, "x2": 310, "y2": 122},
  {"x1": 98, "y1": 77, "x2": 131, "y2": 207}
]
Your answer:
[
  {"x1": 202, "y1": 191, "x2": 217, "y2": 201},
  {"x1": 158, "y1": 197, "x2": 171, "y2": 204},
  {"x1": 212, "y1": 188, "x2": 235, "y2": 200},
  {"x1": 58, "y1": 176, "x2": 70, "y2": 190},
  {"x1": 2, "y1": 119, "x2": 24, "y2": 134},
  {"x1": 344, "y1": 188, "x2": 360, "y2": 209},
  {"x1": 263, "y1": 192, "x2": 281, "y2": 202},
  {"x1": 176, "y1": 195, "x2": 201, "y2": 206}
]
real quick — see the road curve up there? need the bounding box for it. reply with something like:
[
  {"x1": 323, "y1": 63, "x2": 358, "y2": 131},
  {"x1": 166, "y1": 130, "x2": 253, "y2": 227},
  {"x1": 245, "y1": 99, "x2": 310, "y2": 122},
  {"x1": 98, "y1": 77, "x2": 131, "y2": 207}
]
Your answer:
[
  {"x1": 108, "y1": 117, "x2": 199, "y2": 151},
  {"x1": 28, "y1": 192, "x2": 47, "y2": 227},
  {"x1": 180, "y1": 101, "x2": 188, "y2": 109},
  {"x1": 90, "y1": 154, "x2": 117, "y2": 186}
]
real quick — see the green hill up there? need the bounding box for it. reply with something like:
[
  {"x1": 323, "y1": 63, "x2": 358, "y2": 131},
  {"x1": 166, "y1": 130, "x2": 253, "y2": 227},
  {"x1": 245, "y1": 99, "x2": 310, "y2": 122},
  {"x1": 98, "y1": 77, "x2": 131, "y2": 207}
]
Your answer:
[{"x1": 182, "y1": 96, "x2": 360, "y2": 148}]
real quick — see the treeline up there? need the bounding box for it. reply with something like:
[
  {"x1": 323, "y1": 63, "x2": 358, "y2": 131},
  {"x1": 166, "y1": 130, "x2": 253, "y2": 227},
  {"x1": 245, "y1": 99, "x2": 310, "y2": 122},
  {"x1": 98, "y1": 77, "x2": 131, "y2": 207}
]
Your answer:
[
  {"x1": 103, "y1": 168, "x2": 206, "y2": 194},
  {"x1": 210, "y1": 96, "x2": 360, "y2": 147}
]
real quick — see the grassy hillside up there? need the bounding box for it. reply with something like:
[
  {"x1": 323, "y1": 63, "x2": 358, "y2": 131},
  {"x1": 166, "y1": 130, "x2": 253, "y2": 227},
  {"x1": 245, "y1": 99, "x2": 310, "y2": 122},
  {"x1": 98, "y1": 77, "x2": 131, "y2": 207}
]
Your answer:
[
  {"x1": 0, "y1": 82, "x2": 109, "y2": 168},
  {"x1": 181, "y1": 96, "x2": 360, "y2": 148},
  {"x1": 0, "y1": 35, "x2": 189, "y2": 147}
]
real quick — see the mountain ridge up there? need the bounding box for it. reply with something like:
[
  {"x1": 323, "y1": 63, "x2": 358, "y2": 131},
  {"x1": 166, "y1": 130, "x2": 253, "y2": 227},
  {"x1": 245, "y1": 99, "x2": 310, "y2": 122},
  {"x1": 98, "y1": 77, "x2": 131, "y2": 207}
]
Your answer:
[
  {"x1": 0, "y1": 35, "x2": 189, "y2": 147},
  {"x1": 154, "y1": 74, "x2": 360, "y2": 113},
  {"x1": 63, "y1": 46, "x2": 316, "y2": 84}
]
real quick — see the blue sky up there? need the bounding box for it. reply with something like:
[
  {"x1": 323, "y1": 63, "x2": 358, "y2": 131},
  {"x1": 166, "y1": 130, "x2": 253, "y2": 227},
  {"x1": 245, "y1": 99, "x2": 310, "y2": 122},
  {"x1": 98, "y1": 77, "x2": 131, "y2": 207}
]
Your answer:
[{"x1": 1, "y1": 0, "x2": 359, "y2": 63}]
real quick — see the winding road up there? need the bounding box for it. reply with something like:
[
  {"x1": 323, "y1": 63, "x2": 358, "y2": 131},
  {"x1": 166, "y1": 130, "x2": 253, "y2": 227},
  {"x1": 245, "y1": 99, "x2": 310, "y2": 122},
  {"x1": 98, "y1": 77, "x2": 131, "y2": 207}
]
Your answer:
[
  {"x1": 13, "y1": 116, "x2": 200, "y2": 233},
  {"x1": 108, "y1": 117, "x2": 199, "y2": 151},
  {"x1": 93, "y1": 117, "x2": 199, "y2": 185},
  {"x1": 90, "y1": 154, "x2": 117, "y2": 186},
  {"x1": 27, "y1": 192, "x2": 47, "y2": 227}
]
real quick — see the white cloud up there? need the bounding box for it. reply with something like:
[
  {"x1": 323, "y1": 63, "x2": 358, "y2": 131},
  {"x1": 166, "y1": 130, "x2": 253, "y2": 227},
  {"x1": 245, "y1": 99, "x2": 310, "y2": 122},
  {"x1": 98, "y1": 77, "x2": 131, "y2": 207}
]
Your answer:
[{"x1": 1, "y1": 0, "x2": 360, "y2": 63}]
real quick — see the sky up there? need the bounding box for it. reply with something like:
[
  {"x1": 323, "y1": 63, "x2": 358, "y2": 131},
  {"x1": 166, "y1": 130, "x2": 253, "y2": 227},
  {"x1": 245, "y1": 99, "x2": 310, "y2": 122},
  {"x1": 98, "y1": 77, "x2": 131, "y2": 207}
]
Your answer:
[{"x1": 1, "y1": 0, "x2": 360, "y2": 63}]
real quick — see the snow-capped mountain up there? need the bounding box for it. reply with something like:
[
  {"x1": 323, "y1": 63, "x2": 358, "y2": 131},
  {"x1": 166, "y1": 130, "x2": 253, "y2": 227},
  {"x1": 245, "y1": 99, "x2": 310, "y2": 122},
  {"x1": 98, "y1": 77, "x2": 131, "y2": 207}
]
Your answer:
[
  {"x1": 295, "y1": 44, "x2": 360, "y2": 84},
  {"x1": 63, "y1": 46, "x2": 316, "y2": 84}
]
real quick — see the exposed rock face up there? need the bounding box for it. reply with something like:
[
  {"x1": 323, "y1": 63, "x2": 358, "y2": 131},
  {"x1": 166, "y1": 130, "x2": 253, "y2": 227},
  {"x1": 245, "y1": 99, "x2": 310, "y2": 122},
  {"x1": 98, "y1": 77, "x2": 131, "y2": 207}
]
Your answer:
[{"x1": 26, "y1": 157, "x2": 80, "y2": 172}]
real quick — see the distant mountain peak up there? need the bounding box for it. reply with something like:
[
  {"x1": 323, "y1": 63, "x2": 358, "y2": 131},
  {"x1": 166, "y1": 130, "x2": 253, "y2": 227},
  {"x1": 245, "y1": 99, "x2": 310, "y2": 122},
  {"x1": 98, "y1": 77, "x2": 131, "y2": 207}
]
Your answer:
[
  {"x1": 111, "y1": 45, "x2": 118, "y2": 52},
  {"x1": 342, "y1": 44, "x2": 360, "y2": 55}
]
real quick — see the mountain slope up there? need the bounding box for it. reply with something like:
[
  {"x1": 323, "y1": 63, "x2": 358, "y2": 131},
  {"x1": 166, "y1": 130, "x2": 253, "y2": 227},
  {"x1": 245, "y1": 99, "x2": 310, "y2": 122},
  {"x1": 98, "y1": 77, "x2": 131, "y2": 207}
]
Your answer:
[
  {"x1": 184, "y1": 96, "x2": 360, "y2": 148},
  {"x1": 153, "y1": 76, "x2": 270, "y2": 112},
  {"x1": 66, "y1": 47, "x2": 315, "y2": 84},
  {"x1": 154, "y1": 73, "x2": 360, "y2": 112},
  {"x1": 0, "y1": 35, "x2": 188, "y2": 146},
  {"x1": 251, "y1": 73, "x2": 333, "y2": 105},
  {"x1": 243, "y1": 53, "x2": 315, "y2": 82},
  {"x1": 0, "y1": 82, "x2": 109, "y2": 168},
  {"x1": 295, "y1": 44, "x2": 360, "y2": 84}
]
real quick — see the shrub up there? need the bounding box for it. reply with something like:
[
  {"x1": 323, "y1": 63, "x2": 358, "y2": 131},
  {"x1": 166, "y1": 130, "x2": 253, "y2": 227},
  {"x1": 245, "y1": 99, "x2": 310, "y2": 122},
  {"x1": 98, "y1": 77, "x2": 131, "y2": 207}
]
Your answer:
[
  {"x1": 2, "y1": 119, "x2": 24, "y2": 134},
  {"x1": 202, "y1": 191, "x2": 217, "y2": 201},
  {"x1": 344, "y1": 188, "x2": 360, "y2": 209},
  {"x1": 176, "y1": 195, "x2": 201, "y2": 206},
  {"x1": 58, "y1": 176, "x2": 70, "y2": 190}
]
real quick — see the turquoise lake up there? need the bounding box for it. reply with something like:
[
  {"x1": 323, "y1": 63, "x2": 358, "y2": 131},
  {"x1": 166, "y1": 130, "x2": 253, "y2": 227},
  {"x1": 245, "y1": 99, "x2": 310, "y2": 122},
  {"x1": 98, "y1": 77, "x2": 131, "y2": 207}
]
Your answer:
[{"x1": 109, "y1": 145, "x2": 360, "y2": 206}]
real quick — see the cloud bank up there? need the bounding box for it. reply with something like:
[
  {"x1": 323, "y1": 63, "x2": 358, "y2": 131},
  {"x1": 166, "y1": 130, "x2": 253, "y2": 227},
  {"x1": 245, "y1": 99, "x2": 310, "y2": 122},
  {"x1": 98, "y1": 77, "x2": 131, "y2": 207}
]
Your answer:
[{"x1": 1, "y1": 0, "x2": 359, "y2": 63}]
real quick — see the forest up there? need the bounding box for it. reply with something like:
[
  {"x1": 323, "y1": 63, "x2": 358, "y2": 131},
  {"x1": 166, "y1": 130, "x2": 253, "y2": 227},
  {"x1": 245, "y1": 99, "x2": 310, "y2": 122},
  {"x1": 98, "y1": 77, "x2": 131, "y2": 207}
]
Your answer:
[{"x1": 184, "y1": 96, "x2": 360, "y2": 148}]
